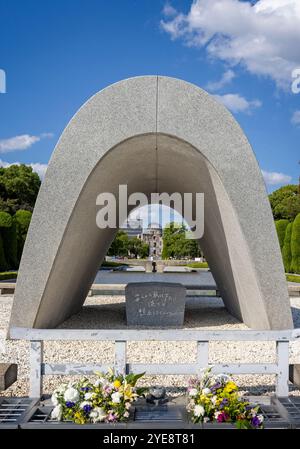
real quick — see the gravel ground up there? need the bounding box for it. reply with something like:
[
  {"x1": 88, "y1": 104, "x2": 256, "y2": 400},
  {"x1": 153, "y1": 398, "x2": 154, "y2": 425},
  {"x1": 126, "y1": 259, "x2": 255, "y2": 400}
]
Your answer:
[{"x1": 1, "y1": 294, "x2": 300, "y2": 398}]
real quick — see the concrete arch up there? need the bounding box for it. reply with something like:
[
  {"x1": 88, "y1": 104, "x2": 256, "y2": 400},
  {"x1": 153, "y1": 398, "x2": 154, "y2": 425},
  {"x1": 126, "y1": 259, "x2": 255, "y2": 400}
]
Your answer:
[{"x1": 9, "y1": 76, "x2": 292, "y2": 330}]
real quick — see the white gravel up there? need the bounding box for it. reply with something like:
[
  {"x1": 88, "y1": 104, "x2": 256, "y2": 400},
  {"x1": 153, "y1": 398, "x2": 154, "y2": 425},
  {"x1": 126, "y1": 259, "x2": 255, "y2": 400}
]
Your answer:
[{"x1": 1, "y1": 294, "x2": 300, "y2": 397}]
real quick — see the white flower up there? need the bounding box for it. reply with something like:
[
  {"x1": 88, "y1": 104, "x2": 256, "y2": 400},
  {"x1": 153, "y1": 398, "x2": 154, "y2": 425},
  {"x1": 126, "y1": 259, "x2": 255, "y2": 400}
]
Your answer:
[
  {"x1": 257, "y1": 414, "x2": 264, "y2": 423},
  {"x1": 111, "y1": 392, "x2": 121, "y2": 403},
  {"x1": 64, "y1": 387, "x2": 80, "y2": 403},
  {"x1": 51, "y1": 405, "x2": 62, "y2": 421},
  {"x1": 90, "y1": 407, "x2": 106, "y2": 423},
  {"x1": 51, "y1": 392, "x2": 59, "y2": 406},
  {"x1": 211, "y1": 395, "x2": 217, "y2": 405},
  {"x1": 57, "y1": 383, "x2": 68, "y2": 393},
  {"x1": 125, "y1": 402, "x2": 131, "y2": 410},
  {"x1": 189, "y1": 388, "x2": 198, "y2": 397},
  {"x1": 94, "y1": 377, "x2": 105, "y2": 387},
  {"x1": 214, "y1": 411, "x2": 221, "y2": 419},
  {"x1": 202, "y1": 388, "x2": 211, "y2": 395},
  {"x1": 194, "y1": 405, "x2": 205, "y2": 417},
  {"x1": 80, "y1": 401, "x2": 92, "y2": 409},
  {"x1": 84, "y1": 392, "x2": 93, "y2": 400},
  {"x1": 124, "y1": 411, "x2": 130, "y2": 419},
  {"x1": 203, "y1": 417, "x2": 210, "y2": 423}
]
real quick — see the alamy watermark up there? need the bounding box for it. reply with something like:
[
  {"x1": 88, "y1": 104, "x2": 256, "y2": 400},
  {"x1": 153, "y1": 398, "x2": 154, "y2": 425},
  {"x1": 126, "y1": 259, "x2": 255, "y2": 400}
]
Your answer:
[
  {"x1": 0, "y1": 69, "x2": 6, "y2": 93},
  {"x1": 95, "y1": 185, "x2": 204, "y2": 239},
  {"x1": 292, "y1": 68, "x2": 300, "y2": 94}
]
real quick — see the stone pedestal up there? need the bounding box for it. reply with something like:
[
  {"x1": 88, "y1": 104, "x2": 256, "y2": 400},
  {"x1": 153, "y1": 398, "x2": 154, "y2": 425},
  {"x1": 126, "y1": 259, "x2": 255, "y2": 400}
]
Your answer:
[{"x1": 125, "y1": 282, "x2": 186, "y2": 326}]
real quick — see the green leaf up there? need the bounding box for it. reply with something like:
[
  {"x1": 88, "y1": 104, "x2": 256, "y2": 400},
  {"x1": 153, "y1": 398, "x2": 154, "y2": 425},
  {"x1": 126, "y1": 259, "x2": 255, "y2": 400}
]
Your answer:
[{"x1": 125, "y1": 372, "x2": 145, "y2": 386}]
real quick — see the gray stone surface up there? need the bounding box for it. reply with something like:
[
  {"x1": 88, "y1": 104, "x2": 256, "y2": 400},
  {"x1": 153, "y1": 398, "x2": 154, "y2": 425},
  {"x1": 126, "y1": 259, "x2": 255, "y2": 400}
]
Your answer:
[
  {"x1": 9, "y1": 76, "x2": 292, "y2": 330},
  {"x1": 125, "y1": 282, "x2": 186, "y2": 327}
]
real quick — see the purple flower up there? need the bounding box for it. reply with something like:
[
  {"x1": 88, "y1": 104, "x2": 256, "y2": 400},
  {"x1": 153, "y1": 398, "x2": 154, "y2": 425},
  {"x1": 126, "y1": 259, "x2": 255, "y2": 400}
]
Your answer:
[
  {"x1": 81, "y1": 387, "x2": 91, "y2": 392},
  {"x1": 219, "y1": 398, "x2": 228, "y2": 409},
  {"x1": 211, "y1": 382, "x2": 221, "y2": 392},
  {"x1": 83, "y1": 404, "x2": 92, "y2": 414},
  {"x1": 217, "y1": 412, "x2": 228, "y2": 423},
  {"x1": 251, "y1": 415, "x2": 261, "y2": 427},
  {"x1": 66, "y1": 401, "x2": 75, "y2": 408}
]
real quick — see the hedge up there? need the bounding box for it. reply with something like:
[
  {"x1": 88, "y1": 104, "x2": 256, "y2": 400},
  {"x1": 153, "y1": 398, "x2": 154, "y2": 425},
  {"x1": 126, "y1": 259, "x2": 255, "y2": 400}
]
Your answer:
[
  {"x1": 15, "y1": 209, "x2": 32, "y2": 260},
  {"x1": 275, "y1": 219, "x2": 289, "y2": 249},
  {"x1": 0, "y1": 234, "x2": 8, "y2": 271},
  {"x1": 291, "y1": 213, "x2": 300, "y2": 274},
  {"x1": 2, "y1": 218, "x2": 18, "y2": 269},
  {"x1": 282, "y1": 222, "x2": 293, "y2": 273},
  {"x1": 0, "y1": 211, "x2": 12, "y2": 228}
]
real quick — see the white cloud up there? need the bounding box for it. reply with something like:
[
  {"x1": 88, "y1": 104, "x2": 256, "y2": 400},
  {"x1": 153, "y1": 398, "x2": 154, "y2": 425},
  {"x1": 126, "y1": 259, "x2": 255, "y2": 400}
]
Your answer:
[
  {"x1": 0, "y1": 159, "x2": 48, "y2": 180},
  {"x1": 291, "y1": 110, "x2": 300, "y2": 126},
  {"x1": 206, "y1": 69, "x2": 236, "y2": 91},
  {"x1": 261, "y1": 169, "x2": 292, "y2": 185},
  {"x1": 0, "y1": 133, "x2": 53, "y2": 153},
  {"x1": 214, "y1": 93, "x2": 262, "y2": 113},
  {"x1": 162, "y1": 3, "x2": 177, "y2": 17},
  {"x1": 161, "y1": 0, "x2": 300, "y2": 89},
  {"x1": 128, "y1": 204, "x2": 185, "y2": 228}
]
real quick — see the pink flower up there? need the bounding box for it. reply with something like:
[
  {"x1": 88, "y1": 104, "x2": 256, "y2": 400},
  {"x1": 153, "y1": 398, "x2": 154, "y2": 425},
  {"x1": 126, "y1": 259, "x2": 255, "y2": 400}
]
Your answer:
[
  {"x1": 107, "y1": 413, "x2": 117, "y2": 422},
  {"x1": 217, "y1": 412, "x2": 229, "y2": 423}
]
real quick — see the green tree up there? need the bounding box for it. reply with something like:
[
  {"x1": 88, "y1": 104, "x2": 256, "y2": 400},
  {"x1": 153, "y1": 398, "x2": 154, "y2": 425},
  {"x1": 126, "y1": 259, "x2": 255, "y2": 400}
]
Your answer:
[
  {"x1": 127, "y1": 237, "x2": 149, "y2": 258},
  {"x1": 275, "y1": 219, "x2": 289, "y2": 250},
  {"x1": 15, "y1": 209, "x2": 32, "y2": 260},
  {"x1": 269, "y1": 185, "x2": 300, "y2": 221},
  {"x1": 107, "y1": 230, "x2": 129, "y2": 257},
  {"x1": 0, "y1": 164, "x2": 41, "y2": 213},
  {"x1": 291, "y1": 213, "x2": 300, "y2": 274},
  {"x1": 282, "y1": 222, "x2": 293, "y2": 273},
  {"x1": 162, "y1": 222, "x2": 201, "y2": 259},
  {"x1": 140, "y1": 242, "x2": 149, "y2": 258}
]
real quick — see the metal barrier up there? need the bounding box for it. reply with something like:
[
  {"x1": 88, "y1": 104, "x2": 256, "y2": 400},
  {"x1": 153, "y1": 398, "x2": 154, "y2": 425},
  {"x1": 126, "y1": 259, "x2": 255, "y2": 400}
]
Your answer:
[{"x1": 10, "y1": 327, "x2": 300, "y2": 398}]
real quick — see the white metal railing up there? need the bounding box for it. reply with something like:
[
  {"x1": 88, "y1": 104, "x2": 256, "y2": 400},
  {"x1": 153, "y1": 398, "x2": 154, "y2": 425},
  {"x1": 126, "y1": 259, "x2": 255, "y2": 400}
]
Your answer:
[{"x1": 10, "y1": 327, "x2": 300, "y2": 398}]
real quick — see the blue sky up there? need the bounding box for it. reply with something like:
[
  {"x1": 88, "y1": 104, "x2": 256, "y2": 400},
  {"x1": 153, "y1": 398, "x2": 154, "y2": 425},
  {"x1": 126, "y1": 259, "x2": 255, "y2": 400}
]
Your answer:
[{"x1": 0, "y1": 0, "x2": 299, "y2": 212}]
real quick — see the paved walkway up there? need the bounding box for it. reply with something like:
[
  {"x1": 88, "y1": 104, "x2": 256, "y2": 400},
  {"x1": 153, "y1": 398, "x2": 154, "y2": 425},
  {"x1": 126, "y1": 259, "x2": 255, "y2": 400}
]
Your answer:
[{"x1": 94, "y1": 270, "x2": 216, "y2": 286}]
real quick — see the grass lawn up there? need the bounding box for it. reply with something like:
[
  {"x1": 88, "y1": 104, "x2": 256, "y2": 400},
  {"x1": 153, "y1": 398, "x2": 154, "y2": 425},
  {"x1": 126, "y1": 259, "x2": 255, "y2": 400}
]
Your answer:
[
  {"x1": 286, "y1": 274, "x2": 300, "y2": 283},
  {"x1": 0, "y1": 271, "x2": 18, "y2": 281},
  {"x1": 186, "y1": 262, "x2": 209, "y2": 269}
]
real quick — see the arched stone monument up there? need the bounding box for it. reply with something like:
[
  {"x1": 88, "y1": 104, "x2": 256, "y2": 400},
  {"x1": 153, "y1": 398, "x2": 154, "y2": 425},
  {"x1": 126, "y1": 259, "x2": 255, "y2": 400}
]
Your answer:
[{"x1": 9, "y1": 76, "x2": 293, "y2": 330}]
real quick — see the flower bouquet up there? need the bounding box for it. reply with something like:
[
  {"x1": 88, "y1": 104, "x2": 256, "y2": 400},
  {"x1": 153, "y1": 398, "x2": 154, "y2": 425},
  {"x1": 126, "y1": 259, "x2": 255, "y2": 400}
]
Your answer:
[
  {"x1": 187, "y1": 368, "x2": 264, "y2": 429},
  {"x1": 50, "y1": 369, "x2": 146, "y2": 424}
]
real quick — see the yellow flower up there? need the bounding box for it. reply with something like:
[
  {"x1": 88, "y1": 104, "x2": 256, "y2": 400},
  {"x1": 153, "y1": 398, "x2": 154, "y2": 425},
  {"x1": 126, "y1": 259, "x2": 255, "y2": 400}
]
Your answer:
[
  {"x1": 114, "y1": 380, "x2": 122, "y2": 389},
  {"x1": 224, "y1": 381, "x2": 238, "y2": 393},
  {"x1": 74, "y1": 411, "x2": 85, "y2": 424}
]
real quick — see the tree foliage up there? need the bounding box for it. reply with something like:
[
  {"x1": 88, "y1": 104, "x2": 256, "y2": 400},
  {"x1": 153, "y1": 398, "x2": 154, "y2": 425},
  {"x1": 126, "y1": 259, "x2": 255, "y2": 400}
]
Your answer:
[
  {"x1": 107, "y1": 231, "x2": 149, "y2": 258},
  {"x1": 269, "y1": 185, "x2": 300, "y2": 221},
  {"x1": 162, "y1": 222, "x2": 201, "y2": 259},
  {"x1": 0, "y1": 164, "x2": 41, "y2": 214}
]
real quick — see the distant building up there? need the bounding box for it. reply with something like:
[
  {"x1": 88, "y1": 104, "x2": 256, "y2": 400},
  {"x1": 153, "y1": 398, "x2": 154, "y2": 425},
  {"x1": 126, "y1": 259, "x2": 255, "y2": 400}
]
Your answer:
[
  {"x1": 141, "y1": 223, "x2": 163, "y2": 259},
  {"x1": 121, "y1": 218, "x2": 143, "y2": 238}
]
